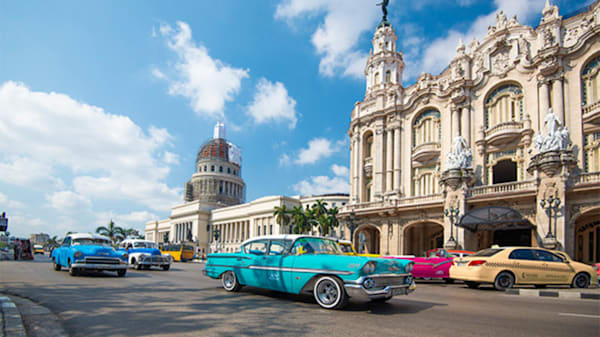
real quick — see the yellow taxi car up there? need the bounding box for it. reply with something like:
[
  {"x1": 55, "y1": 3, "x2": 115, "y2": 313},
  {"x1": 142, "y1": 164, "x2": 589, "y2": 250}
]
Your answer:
[
  {"x1": 337, "y1": 240, "x2": 380, "y2": 258},
  {"x1": 450, "y1": 247, "x2": 598, "y2": 290},
  {"x1": 33, "y1": 244, "x2": 44, "y2": 255}
]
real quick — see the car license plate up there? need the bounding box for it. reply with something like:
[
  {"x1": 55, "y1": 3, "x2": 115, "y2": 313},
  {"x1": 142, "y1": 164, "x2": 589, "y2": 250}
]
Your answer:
[{"x1": 392, "y1": 288, "x2": 405, "y2": 296}]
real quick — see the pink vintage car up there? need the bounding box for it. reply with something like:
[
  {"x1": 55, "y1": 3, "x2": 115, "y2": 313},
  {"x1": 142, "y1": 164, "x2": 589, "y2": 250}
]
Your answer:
[{"x1": 385, "y1": 248, "x2": 474, "y2": 283}]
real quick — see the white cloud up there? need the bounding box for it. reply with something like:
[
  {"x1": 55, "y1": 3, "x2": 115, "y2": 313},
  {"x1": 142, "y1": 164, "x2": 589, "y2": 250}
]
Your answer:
[
  {"x1": 247, "y1": 78, "x2": 298, "y2": 129},
  {"x1": 294, "y1": 137, "x2": 345, "y2": 165},
  {"x1": 157, "y1": 21, "x2": 249, "y2": 119},
  {"x1": 152, "y1": 67, "x2": 166, "y2": 80},
  {"x1": 293, "y1": 164, "x2": 350, "y2": 195},
  {"x1": 0, "y1": 192, "x2": 25, "y2": 209},
  {"x1": 163, "y1": 151, "x2": 180, "y2": 165},
  {"x1": 279, "y1": 153, "x2": 291, "y2": 167},
  {"x1": 0, "y1": 81, "x2": 181, "y2": 214},
  {"x1": 418, "y1": 0, "x2": 546, "y2": 77},
  {"x1": 275, "y1": 0, "x2": 379, "y2": 78},
  {"x1": 47, "y1": 191, "x2": 91, "y2": 211}
]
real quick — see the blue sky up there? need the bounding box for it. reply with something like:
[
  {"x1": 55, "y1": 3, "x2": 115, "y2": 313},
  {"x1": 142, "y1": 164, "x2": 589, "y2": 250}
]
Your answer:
[{"x1": 0, "y1": 0, "x2": 591, "y2": 238}]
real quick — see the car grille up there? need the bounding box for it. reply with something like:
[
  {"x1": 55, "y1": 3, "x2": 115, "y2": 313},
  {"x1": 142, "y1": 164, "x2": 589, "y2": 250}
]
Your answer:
[
  {"x1": 84, "y1": 257, "x2": 121, "y2": 265},
  {"x1": 148, "y1": 256, "x2": 168, "y2": 263},
  {"x1": 372, "y1": 276, "x2": 406, "y2": 287}
]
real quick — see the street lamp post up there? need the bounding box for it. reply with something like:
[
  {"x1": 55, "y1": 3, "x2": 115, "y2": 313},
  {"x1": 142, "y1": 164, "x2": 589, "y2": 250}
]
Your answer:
[
  {"x1": 540, "y1": 195, "x2": 561, "y2": 240},
  {"x1": 345, "y1": 211, "x2": 359, "y2": 247},
  {"x1": 213, "y1": 228, "x2": 221, "y2": 253},
  {"x1": 444, "y1": 207, "x2": 460, "y2": 249}
]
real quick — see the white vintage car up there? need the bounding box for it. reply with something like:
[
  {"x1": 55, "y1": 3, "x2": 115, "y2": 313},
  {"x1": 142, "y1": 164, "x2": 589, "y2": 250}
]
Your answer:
[{"x1": 118, "y1": 239, "x2": 171, "y2": 271}]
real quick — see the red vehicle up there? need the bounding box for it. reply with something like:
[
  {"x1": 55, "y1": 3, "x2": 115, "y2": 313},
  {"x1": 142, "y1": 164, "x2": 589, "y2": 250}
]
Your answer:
[{"x1": 385, "y1": 248, "x2": 473, "y2": 283}]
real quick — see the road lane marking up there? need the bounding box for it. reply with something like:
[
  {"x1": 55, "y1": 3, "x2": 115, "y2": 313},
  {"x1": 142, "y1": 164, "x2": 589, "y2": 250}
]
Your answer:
[{"x1": 558, "y1": 313, "x2": 600, "y2": 319}]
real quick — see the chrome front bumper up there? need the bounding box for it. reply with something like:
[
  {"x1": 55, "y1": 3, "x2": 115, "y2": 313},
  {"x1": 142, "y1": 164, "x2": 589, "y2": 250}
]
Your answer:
[
  {"x1": 344, "y1": 274, "x2": 416, "y2": 300},
  {"x1": 138, "y1": 256, "x2": 170, "y2": 266},
  {"x1": 71, "y1": 263, "x2": 128, "y2": 270}
]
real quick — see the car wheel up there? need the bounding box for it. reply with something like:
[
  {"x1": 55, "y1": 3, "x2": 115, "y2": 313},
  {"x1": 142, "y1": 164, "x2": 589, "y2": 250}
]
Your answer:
[
  {"x1": 222, "y1": 270, "x2": 241, "y2": 292},
  {"x1": 494, "y1": 271, "x2": 514, "y2": 291},
  {"x1": 444, "y1": 278, "x2": 455, "y2": 284},
  {"x1": 465, "y1": 281, "x2": 480, "y2": 289},
  {"x1": 68, "y1": 260, "x2": 78, "y2": 276},
  {"x1": 132, "y1": 258, "x2": 142, "y2": 270},
  {"x1": 52, "y1": 258, "x2": 61, "y2": 271},
  {"x1": 571, "y1": 273, "x2": 590, "y2": 289},
  {"x1": 313, "y1": 276, "x2": 347, "y2": 310},
  {"x1": 117, "y1": 269, "x2": 127, "y2": 277},
  {"x1": 162, "y1": 265, "x2": 170, "y2": 271}
]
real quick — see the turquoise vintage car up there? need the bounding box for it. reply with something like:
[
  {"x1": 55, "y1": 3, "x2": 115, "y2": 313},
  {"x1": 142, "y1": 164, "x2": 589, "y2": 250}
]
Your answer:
[
  {"x1": 203, "y1": 235, "x2": 416, "y2": 309},
  {"x1": 51, "y1": 233, "x2": 128, "y2": 277}
]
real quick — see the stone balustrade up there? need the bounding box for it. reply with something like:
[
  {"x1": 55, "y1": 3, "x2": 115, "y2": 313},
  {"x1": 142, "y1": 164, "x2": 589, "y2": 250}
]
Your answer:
[
  {"x1": 574, "y1": 171, "x2": 600, "y2": 184},
  {"x1": 470, "y1": 180, "x2": 536, "y2": 197}
]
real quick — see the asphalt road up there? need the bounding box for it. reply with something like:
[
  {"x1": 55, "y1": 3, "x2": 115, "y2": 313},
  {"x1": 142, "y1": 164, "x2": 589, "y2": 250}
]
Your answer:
[{"x1": 1, "y1": 255, "x2": 599, "y2": 337}]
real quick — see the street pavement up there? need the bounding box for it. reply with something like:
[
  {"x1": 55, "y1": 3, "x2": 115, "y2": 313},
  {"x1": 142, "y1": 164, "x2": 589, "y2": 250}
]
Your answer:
[{"x1": 1, "y1": 255, "x2": 599, "y2": 337}]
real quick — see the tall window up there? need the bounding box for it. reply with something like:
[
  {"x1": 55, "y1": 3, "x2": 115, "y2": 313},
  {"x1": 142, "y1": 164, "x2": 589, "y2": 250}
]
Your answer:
[
  {"x1": 582, "y1": 56, "x2": 600, "y2": 106},
  {"x1": 385, "y1": 70, "x2": 391, "y2": 83},
  {"x1": 412, "y1": 166, "x2": 439, "y2": 196},
  {"x1": 374, "y1": 72, "x2": 380, "y2": 85},
  {"x1": 484, "y1": 84, "x2": 523, "y2": 129},
  {"x1": 364, "y1": 133, "x2": 374, "y2": 158},
  {"x1": 413, "y1": 110, "x2": 441, "y2": 148},
  {"x1": 584, "y1": 131, "x2": 600, "y2": 172}
]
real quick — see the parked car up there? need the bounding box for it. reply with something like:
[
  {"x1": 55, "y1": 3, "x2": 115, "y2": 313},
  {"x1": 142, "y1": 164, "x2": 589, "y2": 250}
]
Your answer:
[
  {"x1": 50, "y1": 233, "x2": 128, "y2": 277},
  {"x1": 118, "y1": 239, "x2": 171, "y2": 270},
  {"x1": 337, "y1": 240, "x2": 380, "y2": 257},
  {"x1": 203, "y1": 235, "x2": 416, "y2": 309},
  {"x1": 385, "y1": 248, "x2": 474, "y2": 283},
  {"x1": 33, "y1": 244, "x2": 44, "y2": 255},
  {"x1": 449, "y1": 247, "x2": 598, "y2": 290}
]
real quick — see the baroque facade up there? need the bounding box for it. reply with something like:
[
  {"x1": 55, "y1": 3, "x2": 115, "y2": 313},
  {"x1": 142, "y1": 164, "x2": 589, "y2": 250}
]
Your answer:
[{"x1": 339, "y1": 1, "x2": 600, "y2": 264}]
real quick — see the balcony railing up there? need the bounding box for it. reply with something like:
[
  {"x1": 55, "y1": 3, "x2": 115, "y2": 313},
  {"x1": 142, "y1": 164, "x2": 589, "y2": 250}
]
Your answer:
[
  {"x1": 484, "y1": 121, "x2": 524, "y2": 137},
  {"x1": 470, "y1": 180, "x2": 536, "y2": 197},
  {"x1": 582, "y1": 101, "x2": 600, "y2": 123},
  {"x1": 349, "y1": 194, "x2": 443, "y2": 211},
  {"x1": 574, "y1": 171, "x2": 600, "y2": 185}
]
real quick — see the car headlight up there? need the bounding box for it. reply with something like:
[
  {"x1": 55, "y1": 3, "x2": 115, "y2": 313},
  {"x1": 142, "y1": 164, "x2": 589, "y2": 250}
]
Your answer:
[
  {"x1": 362, "y1": 261, "x2": 377, "y2": 274},
  {"x1": 74, "y1": 251, "x2": 83, "y2": 258},
  {"x1": 363, "y1": 278, "x2": 375, "y2": 289},
  {"x1": 405, "y1": 262, "x2": 414, "y2": 273}
]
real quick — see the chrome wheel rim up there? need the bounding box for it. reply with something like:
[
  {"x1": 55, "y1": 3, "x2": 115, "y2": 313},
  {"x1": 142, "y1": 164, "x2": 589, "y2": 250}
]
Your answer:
[
  {"x1": 575, "y1": 275, "x2": 587, "y2": 288},
  {"x1": 223, "y1": 272, "x2": 235, "y2": 289},
  {"x1": 498, "y1": 275, "x2": 512, "y2": 288},
  {"x1": 316, "y1": 279, "x2": 338, "y2": 305}
]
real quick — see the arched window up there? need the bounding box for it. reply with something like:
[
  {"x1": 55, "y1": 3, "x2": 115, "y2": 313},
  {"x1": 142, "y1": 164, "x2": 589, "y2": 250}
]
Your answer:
[
  {"x1": 413, "y1": 109, "x2": 441, "y2": 148},
  {"x1": 385, "y1": 70, "x2": 391, "y2": 83},
  {"x1": 364, "y1": 133, "x2": 374, "y2": 158},
  {"x1": 374, "y1": 72, "x2": 380, "y2": 85},
  {"x1": 484, "y1": 84, "x2": 523, "y2": 129},
  {"x1": 582, "y1": 55, "x2": 600, "y2": 106}
]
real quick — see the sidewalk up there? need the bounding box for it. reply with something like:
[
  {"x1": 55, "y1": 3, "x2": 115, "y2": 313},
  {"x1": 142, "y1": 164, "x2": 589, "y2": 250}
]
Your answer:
[
  {"x1": 0, "y1": 293, "x2": 68, "y2": 337},
  {"x1": 0, "y1": 295, "x2": 26, "y2": 337},
  {"x1": 505, "y1": 285, "x2": 600, "y2": 300}
]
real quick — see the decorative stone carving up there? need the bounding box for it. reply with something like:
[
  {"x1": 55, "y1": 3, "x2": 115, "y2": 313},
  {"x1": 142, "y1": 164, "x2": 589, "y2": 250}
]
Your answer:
[
  {"x1": 518, "y1": 35, "x2": 530, "y2": 60},
  {"x1": 491, "y1": 50, "x2": 510, "y2": 76},
  {"x1": 446, "y1": 134, "x2": 473, "y2": 170},
  {"x1": 543, "y1": 29, "x2": 554, "y2": 48},
  {"x1": 530, "y1": 109, "x2": 572, "y2": 155},
  {"x1": 496, "y1": 11, "x2": 508, "y2": 30}
]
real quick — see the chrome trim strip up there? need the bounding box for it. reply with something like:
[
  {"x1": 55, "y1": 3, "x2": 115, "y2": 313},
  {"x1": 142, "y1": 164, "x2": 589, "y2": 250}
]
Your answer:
[
  {"x1": 207, "y1": 255, "x2": 251, "y2": 260},
  {"x1": 344, "y1": 273, "x2": 411, "y2": 284},
  {"x1": 206, "y1": 264, "x2": 354, "y2": 275},
  {"x1": 72, "y1": 263, "x2": 128, "y2": 269}
]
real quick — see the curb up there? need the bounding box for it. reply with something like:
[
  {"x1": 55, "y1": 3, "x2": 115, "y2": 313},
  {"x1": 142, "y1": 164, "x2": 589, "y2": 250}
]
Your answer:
[
  {"x1": 0, "y1": 295, "x2": 26, "y2": 337},
  {"x1": 505, "y1": 288, "x2": 600, "y2": 300}
]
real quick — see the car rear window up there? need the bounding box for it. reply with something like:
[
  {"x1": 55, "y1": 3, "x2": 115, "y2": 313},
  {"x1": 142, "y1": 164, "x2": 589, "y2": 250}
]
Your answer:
[{"x1": 473, "y1": 248, "x2": 503, "y2": 257}]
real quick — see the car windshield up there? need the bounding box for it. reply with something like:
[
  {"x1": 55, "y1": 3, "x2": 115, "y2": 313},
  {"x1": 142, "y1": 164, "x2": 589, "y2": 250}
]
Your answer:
[
  {"x1": 291, "y1": 238, "x2": 341, "y2": 255},
  {"x1": 133, "y1": 242, "x2": 157, "y2": 249},
  {"x1": 472, "y1": 248, "x2": 503, "y2": 257},
  {"x1": 72, "y1": 238, "x2": 112, "y2": 246}
]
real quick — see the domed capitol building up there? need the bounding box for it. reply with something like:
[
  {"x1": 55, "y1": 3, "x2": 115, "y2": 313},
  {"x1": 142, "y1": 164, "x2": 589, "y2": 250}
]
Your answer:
[
  {"x1": 338, "y1": 1, "x2": 600, "y2": 264},
  {"x1": 145, "y1": 122, "x2": 348, "y2": 255}
]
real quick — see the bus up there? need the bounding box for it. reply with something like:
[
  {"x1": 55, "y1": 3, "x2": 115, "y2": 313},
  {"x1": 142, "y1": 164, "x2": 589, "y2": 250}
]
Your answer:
[{"x1": 159, "y1": 243, "x2": 195, "y2": 262}]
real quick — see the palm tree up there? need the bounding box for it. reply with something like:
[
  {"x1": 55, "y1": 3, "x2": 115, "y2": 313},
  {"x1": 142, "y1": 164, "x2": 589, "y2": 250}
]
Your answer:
[
  {"x1": 323, "y1": 206, "x2": 340, "y2": 236},
  {"x1": 291, "y1": 206, "x2": 309, "y2": 234},
  {"x1": 95, "y1": 220, "x2": 124, "y2": 243},
  {"x1": 273, "y1": 205, "x2": 291, "y2": 234}
]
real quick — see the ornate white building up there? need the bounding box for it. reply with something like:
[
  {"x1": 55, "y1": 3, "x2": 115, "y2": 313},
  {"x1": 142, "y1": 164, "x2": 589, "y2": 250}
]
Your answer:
[{"x1": 339, "y1": 1, "x2": 600, "y2": 264}]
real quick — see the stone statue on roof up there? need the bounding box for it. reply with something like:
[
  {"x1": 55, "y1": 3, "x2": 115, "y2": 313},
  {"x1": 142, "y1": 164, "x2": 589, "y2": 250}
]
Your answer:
[{"x1": 377, "y1": 0, "x2": 389, "y2": 21}]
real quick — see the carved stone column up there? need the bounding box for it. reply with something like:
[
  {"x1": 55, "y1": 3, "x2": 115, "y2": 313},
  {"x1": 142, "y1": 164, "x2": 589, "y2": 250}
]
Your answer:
[
  {"x1": 357, "y1": 135, "x2": 364, "y2": 203},
  {"x1": 393, "y1": 126, "x2": 401, "y2": 193},
  {"x1": 461, "y1": 105, "x2": 471, "y2": 145},
  {"x1": 386, "y1": 128, "x2": 393, "y2": 193},
  {"x1": 539, "y1": 81, "x2": 550, "y2": 122},
  {"x1": 452, "y1": 107, "x2": 461, "y2": 138},
  {"x1": 374, "y1": 127, "x2": 385, "y2": 200},
  {"x1": 552, "y1": 78, "x2": 564, "y2": 124}
]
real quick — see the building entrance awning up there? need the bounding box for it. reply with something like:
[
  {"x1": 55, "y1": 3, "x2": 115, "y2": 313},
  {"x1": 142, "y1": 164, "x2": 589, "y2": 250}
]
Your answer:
[{"x1": 457, "y1": 206, "x2": 533, "y2": 232}]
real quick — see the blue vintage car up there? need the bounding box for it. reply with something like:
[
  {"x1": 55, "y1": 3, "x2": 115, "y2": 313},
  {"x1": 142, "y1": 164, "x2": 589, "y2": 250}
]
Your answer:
[
  {"x1": 51, "y1": 233, "x2": 128, "y2": 277},
  {"x1": 203, "y1": 235, "x2": 416, "y2": 309},
  {"x1": 117, "y1": 239, "x2": 171, "y2": 270}
]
